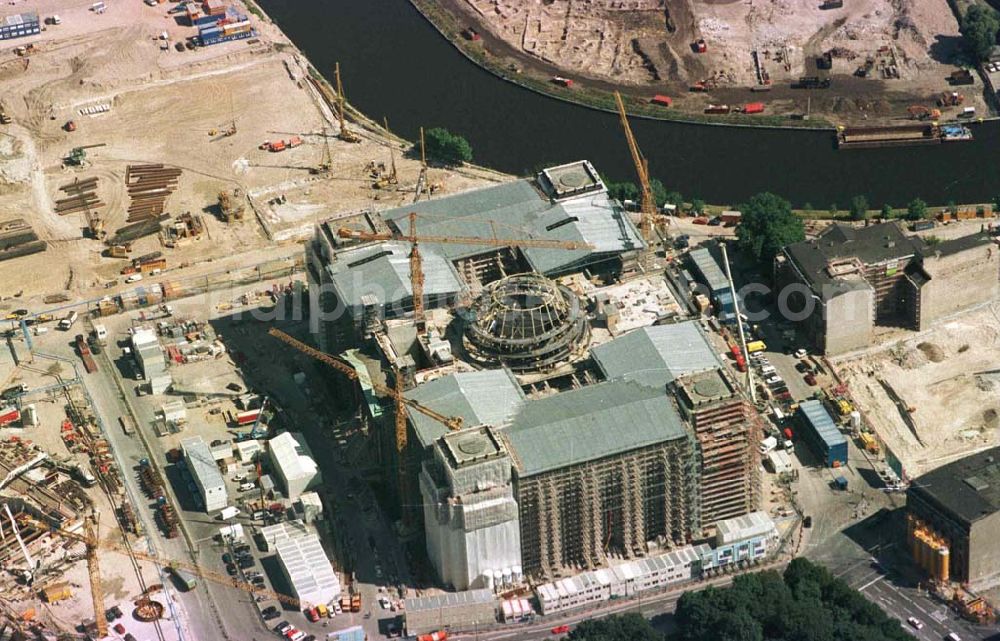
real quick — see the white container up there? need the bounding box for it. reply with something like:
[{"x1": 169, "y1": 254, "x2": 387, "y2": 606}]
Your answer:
[
  {"x1": 23, "y1": 404, "x2": 38, "y2": 427},
  {"x1": 219, "y1": 506, "x2": 240, "y2": 521},
  {"x1": 850, "y1": 410, "x2": 861, "y2": 431},
  {"x1": 512, "y1": 565, "x2": 523, "y2": 583},
  {"x1": 502, "y1": 567, "x2": 512, "y2": 586},
  {"x1": 483, "y1": 571, "x2": 494, "y2": 591}
]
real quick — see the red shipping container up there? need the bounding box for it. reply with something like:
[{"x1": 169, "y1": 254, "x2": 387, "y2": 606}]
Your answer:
[
  {"x1": 0, "y1": 406, "x2": 20, "y2": 426},
  {"x1": 236, "y1": 409, "x2": 260, "y2": 425},
  {"x1": 651, "y1": 94, "x2": 673, "y2": 107},
  {"x1": 743, "y1": 102, "x2": 765, "y2": 114}
]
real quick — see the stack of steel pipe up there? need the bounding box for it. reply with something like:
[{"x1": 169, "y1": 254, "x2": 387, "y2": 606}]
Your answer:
[
  {"x1": 55, "y1": 176, "x2": 103, "y2": 216},
  {"x1": 126, "y1": 164, "x2": 182, "y2": 222}
]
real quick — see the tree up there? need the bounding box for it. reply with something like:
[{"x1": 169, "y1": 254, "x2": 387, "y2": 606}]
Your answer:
[
  {"x1": 735, "y1": 192, "x2": 805, "y2": 263},
  {"x1": 880, "y1": 203, "x2": 893, "y2": 219},
  {"x1": 828, "y1": 203, "x2": 838, "y2": 216},
  {"x1": 606, "y1": 180, "x2": 639, "y2": 204},
  {"x1": 664, "y1": 191, "x2": 685, "y2": 208},
  {"x1": 961, "y1": 4, "x2": 1000, "y2": 61},
  {"x1": 691, "y1": 199, "x2": 706, "y2": 215},
  {"x1": 906, "y1": 198, "x2": 928, "y2": 221},
  {"x1": 568, "y1": 613, "x2": 662, "y2": 641},
  {"x1": 422, "y1": 127, "x2": 473, "y2": 165},
  {"x1": 850, "y1": 195, "x2": 869, "y2": 221},
  {"x1": 650, "y1": 178, "x2": 668, "y2": 207},
  {"x1": 802, "y1": 202, "x2": 813, "y2": 212},
  {"x1": 673, "y1": 559, "x2": 910, "y2": 641}
]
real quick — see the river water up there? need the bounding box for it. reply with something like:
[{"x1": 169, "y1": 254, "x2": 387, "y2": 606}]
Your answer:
[{"x1": 258, "y1": 0, "x2": 1000, "y2": 207}]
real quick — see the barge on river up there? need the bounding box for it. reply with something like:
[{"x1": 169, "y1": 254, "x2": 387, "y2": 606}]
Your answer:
[{"x1": 836, "y1": 123, "x2": 973, "y2": 149}]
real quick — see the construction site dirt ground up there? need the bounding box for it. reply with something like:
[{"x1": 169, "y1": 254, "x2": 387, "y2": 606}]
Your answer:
[
  {"x1": 835, "y1": 301, "x2": 1000, "y2": 478},
  {"x1": 0, "y1": 352, "x2": 179, "y2": 640},
  {"x1": 438, "y1": 0, "x2": 986, "y2": 124},
  {"x1": 0, "y1": 0, "x2": 504, "y2": 314}
]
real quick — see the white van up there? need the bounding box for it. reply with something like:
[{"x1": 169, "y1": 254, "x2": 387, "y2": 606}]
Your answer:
[{"x1": 760, "y1": 365, "x2": 776, "y2": 376}]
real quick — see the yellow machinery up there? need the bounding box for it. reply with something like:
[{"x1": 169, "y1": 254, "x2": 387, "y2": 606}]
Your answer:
[
  {"x1": 268, "y1": 327, "x2": 465, "y2": 517},
  {"x1": 335, "y1": 62, "x2": 361, "y2": 144},
  {"x1": 27, "y1": 516, "x2": 308, "y2": 617},
  {"x1": 29, "y1": 516, "x2": 106, "y2": 637},
  {"x1": 907, "y1": 514, "x2": 950, "y2": 583},
  {"x1": 613, "y1": 91, "x2": 659, "y2": 243}
]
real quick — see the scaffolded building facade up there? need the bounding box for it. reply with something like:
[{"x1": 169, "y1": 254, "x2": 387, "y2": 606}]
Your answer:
[
  {"x1": 504, "y1": 381, "x2": 697, "y2": 580},
  {"x1": 670, "y1": 369, "x2": 761, "y2": 528}
]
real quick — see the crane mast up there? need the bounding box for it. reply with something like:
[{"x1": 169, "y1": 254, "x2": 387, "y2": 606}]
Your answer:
[{"x1": 614, "y1": 91, "x2": 658, "y2": 243}]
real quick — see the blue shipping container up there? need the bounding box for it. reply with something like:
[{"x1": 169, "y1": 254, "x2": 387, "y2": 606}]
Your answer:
[
  {"x1": 327, "y1": 626, "x2": 365, "y2": 641},
  {"x1": 798, "y1": 399, "x2": 848, "y2": 467},
  {"x1": 200, "y1": 28, "x2": 254, "y2": 46},
  {"x1": 0, "y1": 12, "x2": 41, "y2": 40}
]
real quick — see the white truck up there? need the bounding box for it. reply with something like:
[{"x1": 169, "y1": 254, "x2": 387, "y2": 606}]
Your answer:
[{"x1": 758, "y1": 436, "x2": 778, "y2": 455}]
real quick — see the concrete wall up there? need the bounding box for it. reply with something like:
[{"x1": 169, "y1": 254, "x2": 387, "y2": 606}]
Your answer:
[
  {"x1": 967, "y1": 511, "x2": 1000, "y2": 590},
  {"x1": 918, "y1": 244, "x2": 999, "y2": 330},
  {"x1": 420, "y1": 465, "x2": 522, "y2": 590},
  {"x1": 822, "y1": 287, "x2": 874, "y2": 355}
]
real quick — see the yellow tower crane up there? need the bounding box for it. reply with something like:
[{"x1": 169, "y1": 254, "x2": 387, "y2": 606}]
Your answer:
[
  {"x1": 27, "y1": 515, "x2": 107, "y2": 637},
  {"x1": 267, "y1": 327, "x2": 465, "y2": 525},
  {"x1": 336, "y1": 212, "x2": 594, "y2": 328},
  {"x1": 613, "y1": 91, "x2": 660, "y2": 243},
  {"x1": 334, "y1": 62, "x2": 360, "y2": 144},
  {"x1": 26, "y1": 517, "x2": 309, "y2": 614}
]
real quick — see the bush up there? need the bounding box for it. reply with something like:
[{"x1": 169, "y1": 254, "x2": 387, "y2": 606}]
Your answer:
[{"x1": 423, "y1": 127, "x2": 473, "y2": 165}]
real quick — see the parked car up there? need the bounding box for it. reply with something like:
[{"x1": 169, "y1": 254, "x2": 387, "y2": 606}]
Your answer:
[
  {"x1": 906, "y1": 617, "x2": 923, "y2": 630},
  {"x1": 113, "y1": 623, "x2": 126, "y2": 635},
  {"x1": 262, "y1": 608, "x2": 280, "y2": 621},
  {"x1": 274, "y1": 621, "x2": 291, "y2": 634},
  {"x1": 793, "y1": 348, "x2": 808, "y2": 359},
  {"x1": 804, "y1": 373, "x2": 817, "y2": 386},
  {"x1": 765, "y1": 375, "x2": 783, "y2": 386},
  {"x1": 552, "y1": 625, "x2": 571, "y2": 635}
]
